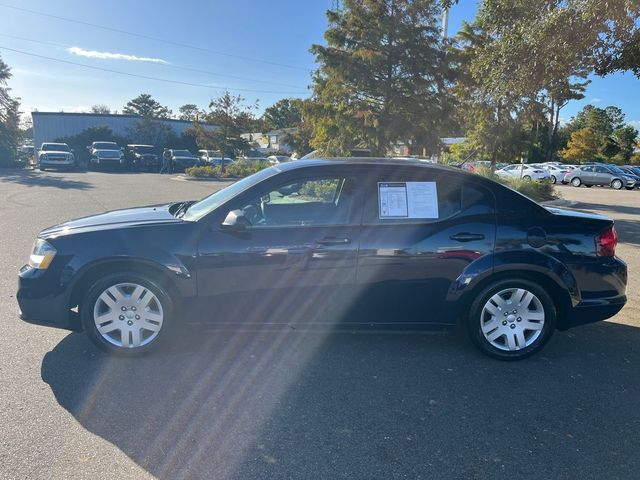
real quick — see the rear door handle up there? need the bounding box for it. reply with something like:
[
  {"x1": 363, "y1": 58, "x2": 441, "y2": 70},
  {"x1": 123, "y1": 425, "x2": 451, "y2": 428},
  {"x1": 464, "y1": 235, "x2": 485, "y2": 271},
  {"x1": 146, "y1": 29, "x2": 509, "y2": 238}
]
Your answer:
[
  {"x1": 450, "y1": 232, "x2": 485, "y2": 242},
  {"x1": 316, "y1": 237, "x2": 351, "y2": 246}
]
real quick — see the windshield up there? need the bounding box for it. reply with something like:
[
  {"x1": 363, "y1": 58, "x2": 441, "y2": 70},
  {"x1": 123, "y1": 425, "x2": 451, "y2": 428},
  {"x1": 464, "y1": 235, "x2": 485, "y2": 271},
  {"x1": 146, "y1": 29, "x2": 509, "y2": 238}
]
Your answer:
[
  {"x1": 133, "y1": 146, "x2": 155, "y2": 154},
  {"x1": 93, "y1": 142, "x2": 118, "y2": 150},
  {"x1": 183, "y1": 166, "x2": 278, "y2": 221},
  {"x1": 607, "y1": 165, "x2": 626, "y2": 174},
  {"x1": 41, "y1": 144, "x2": 69, "y2": 152},
  {"x1": 173, "y1": 150, "x2": 193, "y2": 157}
]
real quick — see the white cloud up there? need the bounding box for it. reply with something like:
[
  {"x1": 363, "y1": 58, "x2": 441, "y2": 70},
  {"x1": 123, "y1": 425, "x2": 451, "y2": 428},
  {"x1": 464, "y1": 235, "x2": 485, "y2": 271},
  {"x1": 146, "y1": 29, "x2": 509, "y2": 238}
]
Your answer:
[
  {"x1": 629, "y1": 120, "x2": 640, "y2": 128},
  {"x1": 68, "y1": 47, "x2": 168, "y2": 64},
  {"x1": 590, "y1": 97, "x2": 602, "y2": 103}
]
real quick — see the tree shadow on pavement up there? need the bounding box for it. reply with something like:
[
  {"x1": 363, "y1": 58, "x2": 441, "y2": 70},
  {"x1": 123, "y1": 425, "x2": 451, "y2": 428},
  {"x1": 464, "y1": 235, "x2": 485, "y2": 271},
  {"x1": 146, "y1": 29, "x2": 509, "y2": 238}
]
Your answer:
[
  {"x1": 0, "y1": 169, "x2": 93, "y2": 190},
  {"x1": 571, "y1": 200, "x2": 640, "y2": 218},
  {"x1": 41, "y1": 321, "x2": 640, "y2": 479}
]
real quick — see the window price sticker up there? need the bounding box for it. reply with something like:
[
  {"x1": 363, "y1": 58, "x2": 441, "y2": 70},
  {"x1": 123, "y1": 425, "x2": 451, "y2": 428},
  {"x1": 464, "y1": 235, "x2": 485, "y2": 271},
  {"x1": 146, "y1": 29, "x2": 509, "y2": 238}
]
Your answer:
[{"x1": 378, "y1": 182, "x2": 439, "y2": 219}]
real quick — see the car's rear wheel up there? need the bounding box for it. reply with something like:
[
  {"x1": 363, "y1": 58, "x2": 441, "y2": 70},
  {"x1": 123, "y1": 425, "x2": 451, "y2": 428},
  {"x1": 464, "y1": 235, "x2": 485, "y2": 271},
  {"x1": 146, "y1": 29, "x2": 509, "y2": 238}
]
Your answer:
[
  {"x1": 523, "y1": 175, "x2": 532, "y2": 181},
  {"x1": 550, "y1": 175, "x2": 557, "y2": 184},
  {"x1": 467, "y1": 279, "x2": 556, "y2": 360},
  {"x1": 81, "y1": 273, "x2": 173, "y2": 355},
  {"x1": 571, "y1": 177, "x2": 581, "y2": 187},
  {"x1": 611, "y1": 179, "x2": 623, "y2": 190}
]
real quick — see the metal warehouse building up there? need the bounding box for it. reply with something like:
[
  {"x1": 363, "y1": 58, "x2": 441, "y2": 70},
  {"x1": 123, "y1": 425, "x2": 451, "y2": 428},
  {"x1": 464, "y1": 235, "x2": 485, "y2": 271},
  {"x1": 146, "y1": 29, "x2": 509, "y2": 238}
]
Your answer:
[{"x1": 31, "y1": 112, "x2": 214, "y2": 148}]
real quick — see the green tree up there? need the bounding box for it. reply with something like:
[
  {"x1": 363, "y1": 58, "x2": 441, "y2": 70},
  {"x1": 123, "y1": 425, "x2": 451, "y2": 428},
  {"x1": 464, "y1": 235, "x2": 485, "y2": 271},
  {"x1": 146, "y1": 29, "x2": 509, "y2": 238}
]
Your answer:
[
  {"x1": 192, "y1": 92, "x2": 255, "y2": 173},
  {"x1": 123, "y1": 94, "x2": 172, "y2": 118},
  {"x1": 310, "y1": 0, "x2": 454, "y2": 156},
  {"x1": 55, "y1": 126, "x2": 128, "y2": 163},
  {"x1": 262, "y1": 98, "x2": 303, "y2": 131},
  {"x1": 178, "y1": 104, "x2": 203, "y2": 122},
  {"x1": 90, "y1": 104, "x2": 111, "y2": 114},
  {"x1": 0, "y1": 55, "x2": 21, "y2": 165},
  {"x1": 560, "y1": 128, "x2": 604, "y2": 162},
  {"x1": 612, "y1": 125, "x2": 638, "y2": 163},
  {"x1": 126, "y1": 118, "x2": 176, "y2": 148}
]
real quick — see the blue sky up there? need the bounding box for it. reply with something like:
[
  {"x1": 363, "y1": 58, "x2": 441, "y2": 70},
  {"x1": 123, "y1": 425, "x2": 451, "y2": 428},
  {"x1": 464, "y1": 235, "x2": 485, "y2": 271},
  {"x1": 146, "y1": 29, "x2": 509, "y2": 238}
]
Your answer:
[{"x1": 0, "y1": 0, "x2": 638, "y2": 128}]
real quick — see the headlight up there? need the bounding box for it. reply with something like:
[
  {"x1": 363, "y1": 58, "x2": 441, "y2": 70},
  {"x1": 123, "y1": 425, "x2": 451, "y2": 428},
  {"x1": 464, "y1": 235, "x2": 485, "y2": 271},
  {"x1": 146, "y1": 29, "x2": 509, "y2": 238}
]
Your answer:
[{"x1": 29, "y1": 239, "x2": 57, "y2": 270}]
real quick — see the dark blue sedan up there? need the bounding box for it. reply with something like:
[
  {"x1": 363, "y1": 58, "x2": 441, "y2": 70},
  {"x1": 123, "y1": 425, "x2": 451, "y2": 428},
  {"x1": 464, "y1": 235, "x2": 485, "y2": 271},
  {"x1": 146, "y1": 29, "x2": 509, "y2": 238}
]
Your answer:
[{"x1": 17, "y1": 159, "x2": 627, "y2": 360}]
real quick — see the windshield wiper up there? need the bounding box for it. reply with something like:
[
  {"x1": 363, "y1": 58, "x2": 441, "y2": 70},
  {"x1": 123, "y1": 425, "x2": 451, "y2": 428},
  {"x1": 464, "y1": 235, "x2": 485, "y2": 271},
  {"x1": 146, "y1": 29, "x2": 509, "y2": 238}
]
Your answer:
[{"x1": 172, "y1": 201, "x2": 196, "y2": 219}]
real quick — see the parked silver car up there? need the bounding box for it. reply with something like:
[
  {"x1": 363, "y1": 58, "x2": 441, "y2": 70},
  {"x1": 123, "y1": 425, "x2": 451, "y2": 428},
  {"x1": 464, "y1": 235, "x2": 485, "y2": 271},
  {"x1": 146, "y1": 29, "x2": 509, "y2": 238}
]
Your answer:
[{"x1": 564, "y1": 164, "x2": 636, "y2": 190}]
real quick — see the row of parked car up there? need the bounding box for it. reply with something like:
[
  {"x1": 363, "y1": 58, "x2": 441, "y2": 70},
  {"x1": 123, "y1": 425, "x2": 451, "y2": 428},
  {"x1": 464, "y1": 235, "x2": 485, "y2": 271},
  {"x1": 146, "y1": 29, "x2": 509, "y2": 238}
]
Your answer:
[
  {"x1": 36, "y1": 141, "x2": 291, "y2": 172},
  {"x1": 490, "y1": 161, "x2": 640, "y2": 190}
]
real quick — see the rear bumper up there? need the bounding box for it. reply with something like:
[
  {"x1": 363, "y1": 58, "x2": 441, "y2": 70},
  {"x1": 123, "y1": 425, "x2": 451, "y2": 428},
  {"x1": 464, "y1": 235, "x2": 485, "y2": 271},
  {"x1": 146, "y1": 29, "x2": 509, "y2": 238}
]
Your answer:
[
  {"x1": 16, "y1": 265, "x2": 79, "y2": 332},
  {"x1": 561, "y1": 256, "x2": 627, "y2": 329},
  {"x1": 561, "y1": 294, "x2": 626, "y2": 330}
]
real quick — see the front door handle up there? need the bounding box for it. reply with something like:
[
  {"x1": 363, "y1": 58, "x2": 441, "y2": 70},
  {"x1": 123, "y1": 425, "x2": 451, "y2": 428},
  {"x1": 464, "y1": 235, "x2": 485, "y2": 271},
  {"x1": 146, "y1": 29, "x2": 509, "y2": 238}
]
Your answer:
[
  {"x1": 450, "y1": 232, "x2": 485, "y2": 242},
  {"x1": 316, "y1": 237, "x2": 351, "y2": 246}
]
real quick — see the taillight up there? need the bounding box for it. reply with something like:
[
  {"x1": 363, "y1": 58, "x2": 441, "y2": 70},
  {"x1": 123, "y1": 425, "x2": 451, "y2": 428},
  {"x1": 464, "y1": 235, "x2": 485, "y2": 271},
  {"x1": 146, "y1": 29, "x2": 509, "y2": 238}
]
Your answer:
[{"x1": 596, "y1": 225, "x2": 618, "y2": 257}]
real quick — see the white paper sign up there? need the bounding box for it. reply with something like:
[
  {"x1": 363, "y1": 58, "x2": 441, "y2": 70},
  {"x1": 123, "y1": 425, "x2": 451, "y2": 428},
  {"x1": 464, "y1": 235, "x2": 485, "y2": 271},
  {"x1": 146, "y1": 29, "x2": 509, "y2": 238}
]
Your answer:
[
  {"x1": 378, "y1": 182, "x2": 439, "y2": 219},
  {"x1": 379, "y1": 183, "x2": 408, "y2": 217}
]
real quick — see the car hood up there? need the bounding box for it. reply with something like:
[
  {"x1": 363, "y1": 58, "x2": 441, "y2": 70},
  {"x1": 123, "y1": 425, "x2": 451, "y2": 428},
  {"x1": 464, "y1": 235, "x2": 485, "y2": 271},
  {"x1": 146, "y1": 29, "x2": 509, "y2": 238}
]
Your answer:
[
  {"x1": 41, "y1": 150, "x2": 71, "y2": 155},
  {"x1": 39, "y1": 204, "x2": 181, "y2": 238},
  {"x1": 93, "y1": 149, "x2": 121, "y2": 157},
  {"x1": 173, "y1": 156, "x2": 196, "y2": 160}
]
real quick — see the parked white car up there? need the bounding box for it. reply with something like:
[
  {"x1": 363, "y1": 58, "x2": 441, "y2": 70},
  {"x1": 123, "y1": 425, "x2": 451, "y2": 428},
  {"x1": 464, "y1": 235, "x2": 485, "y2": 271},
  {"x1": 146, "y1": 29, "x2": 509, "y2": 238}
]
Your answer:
[
  {"x1": 532, "y1": 164, "x2": 574, "y2": 184},
  {"x1": 495, "y1": 164, "x2": 550, "y2": 181},
  {"x1": 37, "y1": 142, "x2": 75, "y2": 171},
  {"x1": 267, "y1": 155, "x2": 291, "y2": 165}
]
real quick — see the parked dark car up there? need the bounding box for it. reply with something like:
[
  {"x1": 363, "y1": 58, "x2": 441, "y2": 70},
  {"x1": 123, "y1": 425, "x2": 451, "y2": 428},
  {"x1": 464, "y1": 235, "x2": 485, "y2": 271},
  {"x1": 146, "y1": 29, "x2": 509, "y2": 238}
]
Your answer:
[
  {"x1": 168, "y1": 149, "x2": 199, "y2": 171},
  {"x1": 564, "y1": 164, "x2": 636, "y2": 189},
  {"x1": 126, "y1": 144, "x2": 160, "y2": 172},
  {"x1": 17, "y1": 159, "x2": 627, "y2": 360}
]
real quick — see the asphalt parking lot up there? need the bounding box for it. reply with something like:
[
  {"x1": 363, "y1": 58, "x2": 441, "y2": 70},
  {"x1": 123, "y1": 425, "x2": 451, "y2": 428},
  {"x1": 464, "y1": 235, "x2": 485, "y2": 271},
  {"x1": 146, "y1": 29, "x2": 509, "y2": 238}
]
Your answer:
[{"x1": 1, "y1": 169, "x2": 639, "y2": 480}]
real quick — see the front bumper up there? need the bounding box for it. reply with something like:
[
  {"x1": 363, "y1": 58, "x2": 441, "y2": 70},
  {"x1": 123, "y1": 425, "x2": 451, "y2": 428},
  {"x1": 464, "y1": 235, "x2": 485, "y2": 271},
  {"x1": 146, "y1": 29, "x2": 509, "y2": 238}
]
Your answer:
[
  {"x1": 92, "y1": 157, "x2": 125, "y2": 164},
  {"x1": 40, "y1": 159, "x2": 75, "y2": 167},
  {"x1": 17, "y1": 265, "x2": 79, "y2": 332}
]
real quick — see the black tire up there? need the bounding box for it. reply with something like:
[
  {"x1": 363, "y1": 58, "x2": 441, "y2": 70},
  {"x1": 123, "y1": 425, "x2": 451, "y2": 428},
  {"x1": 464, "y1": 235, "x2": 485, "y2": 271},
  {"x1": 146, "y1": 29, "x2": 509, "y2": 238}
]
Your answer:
[
  {"x1": 466, "y1": 278, "x2": 557, "y2": 361},
  {"x1": 571, "y1": 177, "x2": 581, "y2": 187},
  {"x1": 611, "y1": 179, "x2": 623, "y2": 190},
  {"x1": 586, "y1": 185, "x2": 593, "y2": 188},
  {"x1": 523, "y1": 175, "x2": 532, "y2": 181},
  {"x1": 39, "y1": 166, "x2": 46, "y2": 171},
  {"x1": 626, "y1": 186, "x2": 634, "y2": 190},
  {"x1": 80, "y1": 272, "x2": 174, "y2": 356}
]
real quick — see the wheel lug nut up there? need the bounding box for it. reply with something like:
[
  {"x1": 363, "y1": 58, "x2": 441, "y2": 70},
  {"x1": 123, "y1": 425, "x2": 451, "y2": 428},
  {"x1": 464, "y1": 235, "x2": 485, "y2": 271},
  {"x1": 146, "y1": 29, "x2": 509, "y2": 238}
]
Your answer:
[
  {"x1": 517, "y1": 317, "x2": 522, "y2": 322},
  {"x1": 127, "y1": 320, "x2": 133, "y2": 326},
  {"x1": 119, "y1": 315, "x2": 124, "y2": 320},
  {"x1": 135, "y1": 315, "x2": 140, "y2": 320},
  {"x1": 121, "y1": 306, "x2": 127, "y2": 311},
  {"x1": 504, "y1": 312, "x2": 508, "y2": 317},
  {"x1": 502, "y1": 320, "x2": 507, "y2": 326},
  {"x1": 132, "y1": 306, "x2": 136, "y2": 311},
  {"x1": 510, "y1": 324, "x2": 516, "y2": 329},
  {"x1": 512, "y1": 310, "x2": 517, "y2": 314}
]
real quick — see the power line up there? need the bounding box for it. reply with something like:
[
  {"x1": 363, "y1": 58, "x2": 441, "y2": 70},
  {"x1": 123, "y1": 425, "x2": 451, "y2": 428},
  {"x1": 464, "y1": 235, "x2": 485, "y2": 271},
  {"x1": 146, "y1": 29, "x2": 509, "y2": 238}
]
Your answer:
[
  {"x1": 0, "y1": 3, "x2": 310, "y2": 71},
  {"x1": 0, "y1": 33, "x2": 307, "y2": 89},
  {"x1": 0, "y1": 46, "x2": 310, "y2": 95}
]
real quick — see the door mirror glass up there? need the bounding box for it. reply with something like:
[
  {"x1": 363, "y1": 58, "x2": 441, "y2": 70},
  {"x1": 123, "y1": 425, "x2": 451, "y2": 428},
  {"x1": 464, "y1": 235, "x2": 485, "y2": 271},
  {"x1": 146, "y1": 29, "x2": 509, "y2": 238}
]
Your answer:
[{"x1": 221, "y1": 209, "x2": 251, "y2": 231}]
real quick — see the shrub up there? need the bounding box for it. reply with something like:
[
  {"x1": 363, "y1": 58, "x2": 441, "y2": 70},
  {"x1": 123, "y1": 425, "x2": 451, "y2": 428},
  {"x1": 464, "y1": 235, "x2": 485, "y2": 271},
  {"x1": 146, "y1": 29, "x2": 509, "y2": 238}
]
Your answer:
[
  {"x1": 185, "y1": 160, "x2": 270, "y2": 179},
  {"x1": 473, "y1": 165, "x2": 557, "y2": 202},
  {"x1": 185, "y1": 165, "x2": 217, "y2": 178}
]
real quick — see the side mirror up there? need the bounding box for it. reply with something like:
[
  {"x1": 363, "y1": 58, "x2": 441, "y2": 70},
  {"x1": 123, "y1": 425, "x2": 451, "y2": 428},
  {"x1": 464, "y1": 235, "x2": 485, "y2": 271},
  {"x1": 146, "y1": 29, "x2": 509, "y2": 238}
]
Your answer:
[{"x1": 221, "y1": 209, "x2": 251, "y2": 231}]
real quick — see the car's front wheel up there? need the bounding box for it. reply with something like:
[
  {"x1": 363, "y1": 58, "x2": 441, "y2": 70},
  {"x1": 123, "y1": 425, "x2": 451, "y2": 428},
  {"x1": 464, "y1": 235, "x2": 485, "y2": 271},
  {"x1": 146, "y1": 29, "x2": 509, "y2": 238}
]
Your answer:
[
  {"x1": 550, "y1": 175, "x2": 557, "y2": 184},
  {"x1": 611, "y1": 179, "x2": 623, "y2": 190},
  {"x1": 571, "y1": 177, "x2": 581, "y2": 187},
  {"x1": 81, "y1": 273, "x2": 173, "y2": 355},
  {"x1": 467, "y1": 279, "x2": 556, "y2": 360}
]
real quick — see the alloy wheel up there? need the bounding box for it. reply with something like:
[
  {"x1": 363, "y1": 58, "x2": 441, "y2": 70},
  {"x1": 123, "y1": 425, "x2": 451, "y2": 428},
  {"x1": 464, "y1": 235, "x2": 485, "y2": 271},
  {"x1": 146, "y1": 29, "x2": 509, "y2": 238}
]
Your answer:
[
  {"x1": 93, "y1": 282, "x2": 164, "y2": 348},
  {"x1": 480, "y1": 288, "x2": 545, "y2": 351},
  {"x1": 571, "y1": 178, "x2": 581, "y2": 187}
]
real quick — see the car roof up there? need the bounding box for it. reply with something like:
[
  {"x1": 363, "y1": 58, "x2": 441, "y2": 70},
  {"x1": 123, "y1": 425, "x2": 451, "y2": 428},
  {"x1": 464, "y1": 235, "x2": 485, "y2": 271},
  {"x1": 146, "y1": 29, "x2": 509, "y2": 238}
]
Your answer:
[
  {"x1": 42, "y1": 142, "x2": 67, "y2": 146},
  {"x1": 128, "y1": 144, "x2": 154, "y2": 147},
  {"x1": 273, "y1": 157, "x2": 466, "y2": 173}
]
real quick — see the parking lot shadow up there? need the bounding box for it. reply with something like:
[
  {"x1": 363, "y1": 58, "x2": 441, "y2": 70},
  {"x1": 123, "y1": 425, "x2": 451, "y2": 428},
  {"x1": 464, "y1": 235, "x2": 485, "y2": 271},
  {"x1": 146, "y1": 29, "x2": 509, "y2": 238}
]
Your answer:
[
  {"x1": 0, "y1": 169, "x2": 93, "y2": 190},
  {"x1": 42, "y1": 321, "x2": 640, "y2": 479}
]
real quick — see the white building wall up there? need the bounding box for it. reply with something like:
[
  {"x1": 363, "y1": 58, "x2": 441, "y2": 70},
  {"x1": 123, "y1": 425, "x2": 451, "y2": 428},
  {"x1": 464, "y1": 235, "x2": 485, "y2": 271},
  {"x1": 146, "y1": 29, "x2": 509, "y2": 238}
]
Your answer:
[{"x1": 32, "y1": 112, "x2": 216, "y2": 149}]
